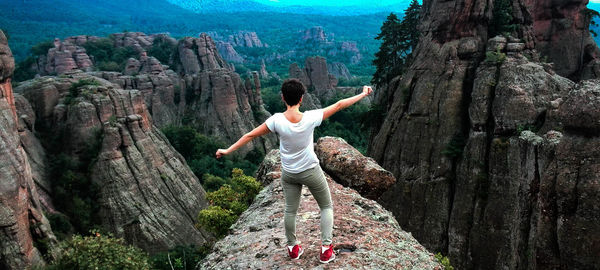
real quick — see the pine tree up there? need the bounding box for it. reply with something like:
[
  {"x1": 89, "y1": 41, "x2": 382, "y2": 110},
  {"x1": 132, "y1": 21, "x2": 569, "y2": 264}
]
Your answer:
[
  {"x1": 489, "y1": 0, "x2": 515, "y2": 37},
  {"x1": 372, "y1": 0, "x2": 422, "y2": 87}
]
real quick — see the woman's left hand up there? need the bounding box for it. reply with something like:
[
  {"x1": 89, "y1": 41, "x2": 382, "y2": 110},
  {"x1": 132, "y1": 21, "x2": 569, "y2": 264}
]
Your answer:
[{"x1": 216, "y1": 149, "x2": 229, "y2": 159}]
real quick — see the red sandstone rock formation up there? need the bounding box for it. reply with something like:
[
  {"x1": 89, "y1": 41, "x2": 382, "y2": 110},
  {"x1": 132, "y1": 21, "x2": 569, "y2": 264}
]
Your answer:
[
  {"x1": 16, "y1": 72, "x2": 213, "y2": 253},
  {"x1": 174, "y1": 34, "x2": 276, "y2": 155},
  {"x1": 0, "y1": 30, "x2": 58, "y2": 270},
  {"x1": 369, "y1": 0, "x2": 600, "y2": 269}
]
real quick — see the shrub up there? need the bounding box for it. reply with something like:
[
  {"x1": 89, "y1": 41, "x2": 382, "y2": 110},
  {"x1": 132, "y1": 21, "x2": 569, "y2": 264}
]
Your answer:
[
  {"x1": 47, "y1": 213, "x2": 74, "y2": 241},
  {"x1": 13, "y1": 56, "x2": 38, "y2": 82},
  {"x1": 48, "y1": 231, "x2": 151, "y2": 270},
  {"x1": 206, "y1": 184, "x2": 248, "y2": 215},
  {"x1": 442, "y1": 134, "x2": 466, "y2": 159},
  {"x1": 148, "y1": 36, "x2": 177, "y2": 64},
  {"x1": 64, "y1": 78, "x2": 100, "y2": 105},
  {"x1": 197, "y1": 169, "x2": 262, "y2": 237},
  {"x1": 485, "y1": 49, "x2": 506, "y2": 65},
  {"x1": 202, "y1": 173, "x2": 227, "y2": 192},
  {"x1": 230, "y1": 168, "x2": 262, "y2": 204},
  {"x1": 97, "y1": 61, "x2": 122, "y2": 71},
  {"x1": 150, "y1": 245, "x2": 211, "y2": 270},
  {"x1": 47, "y1": 128, "x2": 102, "y2": 234},
  {"x1": 161, "y1": 125, "x2": 263, "y2": 179},
  {"x1": 196, "y1": 206, "x2": 237, "y2": 237},
  {"x1": 31, "y1": 40, "x2": 54, "y2": 56},
  {"x1": 435, "y1": 253, "x2": 455, "y2": 270}
]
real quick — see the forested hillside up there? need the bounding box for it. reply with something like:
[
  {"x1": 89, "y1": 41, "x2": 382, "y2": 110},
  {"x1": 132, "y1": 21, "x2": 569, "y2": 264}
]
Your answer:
[{"x1": 0, "y1": 0, "x2": 390, "y2": 63}]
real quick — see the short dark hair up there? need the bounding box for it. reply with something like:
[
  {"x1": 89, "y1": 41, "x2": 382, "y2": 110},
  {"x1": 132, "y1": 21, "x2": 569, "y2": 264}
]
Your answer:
[{"x1": 281, "y1": 78, "x2": 306, "y2": 106}]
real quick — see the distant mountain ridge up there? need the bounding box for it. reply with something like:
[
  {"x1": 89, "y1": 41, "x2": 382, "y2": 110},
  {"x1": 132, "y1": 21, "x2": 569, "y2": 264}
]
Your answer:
[{"x1": 166, "y1": 0, "x2": 410, "y2": 15}]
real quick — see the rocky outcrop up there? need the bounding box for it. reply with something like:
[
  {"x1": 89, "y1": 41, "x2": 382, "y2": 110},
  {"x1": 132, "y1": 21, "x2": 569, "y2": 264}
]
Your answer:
[
  {"x1": 315, "y1": 137, "x2": 395, "y2": 200},
  {"x1": 289, "y1": 56, "x2": 338, "y2": 102},
  {"x1": 0, "y1": 30, "x2": 58, "y2": 270},
  {"x1": 36, "y1": 37, "x2": 94, "y2": 75},
  {"x1": 259, "y1": 59, "x2": 269, "y2": 78},
  {"x1": 296, "y1": 27, "x2": 362, "y2": 65},
  {"x1": 199, "y1": 149, "x2": 441, "y2": 269},
  {"x1": 327, "y1": 61, "x2": 353, "y2": 80},
  {"x1": 207, "y1": 31, "x2": 268, "y2": 48},
  {"x1": 174, "y1": 34, "x2": 276, "y2": 155},
  {"x1": 369, "y1": 0, "x2": 600, "y2": 269},
  {"x1": 215, "y1": 41, "x2": 244, "y2": 63},
  {"x1": 90, "y1": 54, "x2": 184, "y2": 128},
  {"x1": 519, "y1": 0, "x2": 600, "y2": 79},
  {"x1": 300, "y1": 26, "x2": 329, "y2": 44},
  {"x1": 111, "y1": 32, "x2": 155, "y2": 53},
  {"x1": 16, "y1": 73, "x2": 213, "y2": 253}
]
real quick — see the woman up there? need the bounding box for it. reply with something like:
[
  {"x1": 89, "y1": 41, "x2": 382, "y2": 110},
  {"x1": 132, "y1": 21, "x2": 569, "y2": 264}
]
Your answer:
[{"x1": 216, "y1": 78, "x2": 373, "y2": 263}]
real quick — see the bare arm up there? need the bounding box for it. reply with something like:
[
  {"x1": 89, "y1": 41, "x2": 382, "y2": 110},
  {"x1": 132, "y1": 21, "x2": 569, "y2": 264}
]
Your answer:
[
  {"x1": 216, "y1": 123, "x2": 271, "y2": 158},
  {"x1": 323, "y1": 85, "x2": 373, "y2": 120}
]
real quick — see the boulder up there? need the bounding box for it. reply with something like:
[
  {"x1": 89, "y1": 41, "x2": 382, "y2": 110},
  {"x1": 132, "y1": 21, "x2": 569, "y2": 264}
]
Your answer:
[
  {"x1": 199, "y1": 150, "x2": 441, "y2": 269},
  {"x1": 315, "y1": 137, "x2": 395, "y2": 199}
]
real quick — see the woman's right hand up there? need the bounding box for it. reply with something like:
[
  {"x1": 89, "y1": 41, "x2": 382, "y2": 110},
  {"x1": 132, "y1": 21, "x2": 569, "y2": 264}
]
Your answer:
[
  {"x1": 362, "y1": 85, "x2": 373, "y2": 96},
  {"x1": 216, "y1": 149, "x2": 229, "y2": 159}
]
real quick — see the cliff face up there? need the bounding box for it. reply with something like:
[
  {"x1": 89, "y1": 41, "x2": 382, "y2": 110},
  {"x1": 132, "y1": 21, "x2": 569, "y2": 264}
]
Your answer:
[
  {"x1": 369, "y1": 0, "x2": 600, "y2": 269},
  {"x1": 0, "y1": 30, "x2": 58, "y2": 270},
  {"x1": 15, "y1": 72, "x2": 213, "y2": 254},
  {"x1": 199, "y1": 148, "x2": 441, "y2": 269}
]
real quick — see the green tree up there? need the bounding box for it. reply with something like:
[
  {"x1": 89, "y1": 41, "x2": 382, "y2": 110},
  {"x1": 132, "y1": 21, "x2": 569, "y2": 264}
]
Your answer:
[
  {"x1": 585, "y1": 8, "x2": 600, "y2": 37},
  {"x1": 489, "y1": 0, "x2": 516, "y2": 37},
  {"x1": 372, "y1": 0, "x2": 422, "y2": 87}
]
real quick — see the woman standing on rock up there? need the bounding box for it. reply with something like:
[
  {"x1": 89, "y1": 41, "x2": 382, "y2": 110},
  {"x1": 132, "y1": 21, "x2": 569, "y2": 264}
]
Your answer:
[{"x1": 216, "y1": 78, "x2": 373, "y2": 263}]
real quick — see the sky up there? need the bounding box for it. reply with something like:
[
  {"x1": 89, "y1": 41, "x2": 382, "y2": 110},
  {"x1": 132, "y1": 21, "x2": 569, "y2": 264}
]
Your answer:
[{"x1": 254, "y1": 0, "x2": 407, "y2": 7}]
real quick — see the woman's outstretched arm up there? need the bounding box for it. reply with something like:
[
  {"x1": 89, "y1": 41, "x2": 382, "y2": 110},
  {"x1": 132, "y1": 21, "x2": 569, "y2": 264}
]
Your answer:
[
  {"x1": 216, "y1": 123, "x2": 271, "y2": 158},
  {"x1": 323, "y1": 85, "x2": 373, "y2": 120}
]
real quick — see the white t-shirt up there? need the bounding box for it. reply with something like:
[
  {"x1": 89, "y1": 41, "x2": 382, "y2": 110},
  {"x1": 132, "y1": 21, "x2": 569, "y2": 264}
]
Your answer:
[{"x1": 265, "y1": 109, "x2": 324, "y2": 174}]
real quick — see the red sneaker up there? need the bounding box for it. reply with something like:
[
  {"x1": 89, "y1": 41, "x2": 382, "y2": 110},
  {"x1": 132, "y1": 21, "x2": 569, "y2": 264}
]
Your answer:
[
  {"x1": 319, "y1": 244, "x2": 335, "y2": 263},
  {"x1": 287, "y1": 244, "x2": 304, "y2": 260}
]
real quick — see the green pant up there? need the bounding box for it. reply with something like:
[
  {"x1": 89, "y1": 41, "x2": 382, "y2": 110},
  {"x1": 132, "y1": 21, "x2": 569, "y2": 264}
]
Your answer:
[{"x1": 281, "y1": 165, "x2": 333, "y2": 246}]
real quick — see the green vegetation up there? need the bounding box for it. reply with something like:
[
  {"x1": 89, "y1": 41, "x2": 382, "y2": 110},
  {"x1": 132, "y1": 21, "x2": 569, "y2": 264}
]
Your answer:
[
  {"x1": 197, "y1": 206, "x2": 238, "y2": 237},
  {"x1": 148, "y1": 35, "x2": 177, "y2": 64},
  {"x1": 47, "y1": 231, "x2": 151, "y2": 270},
  {"x1": 372, "y1": 0, "x2": 422, "y2": 86},
  {"x1": 435, "y1": 253, "x2": 455, "y2": 270},
  {"x1": 13, "y1": 40, "x2": 56, "y2": 82},
  {"x1": 485, "y1": 49, "x2": 507, "y2": 65},
  {"x1": 337, "y1": 76, "x2": 372, "y2": 87},
  {"x1": 83, "y1": 37, "x2": 138, "y2": 71},
  {"x1": 47, "y1": 128, "x2": 103, "y2": 237},
  {"x1": 150, "y1": 245, "x2": 211, "y2": 270},
  {"x1": 489, "y1": 0, "x2": 516, "y2": 37},
  {"x1": 161, "y1": 126, "x2": 263, "y2": 179},
  {"x1": 516, "y1": 123, "x2": 539, "y2": 134},
  {"x1": 64, "y1": 78, "x2": 101, "y2": 105},
  {"x1": 442, "y1": 134, "x2": 466, "y2": 159},
  {"x1": 196, "y1": 169, "x2": 262, "y2": 237}
]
